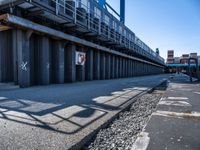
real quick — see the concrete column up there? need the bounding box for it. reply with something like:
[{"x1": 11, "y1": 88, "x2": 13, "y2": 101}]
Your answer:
[
  {"x1": 105, "y1": 53, "x2": 111, "y2": 79},
  {"x1": 121, "y1": 57, "x2": 124, "y2": 78},
  {"x1": 0, "y1": 32, "x2": 2, "y2": 82},
  {"x1": 76, "y1": 47, "x2": 85, "y2": 81},
  {"x1": 128, "y1": 59, "x2": 132, "y2": 77},
  {"x1": 54, "y1": 41, "x2": 65, "y2": 84},
  {"x1": 93, "y1": 50, "x2": 100, "y2": 80},
  {"x1": 119, "y1": 57, "x2": 122, "y2": 78},
  {"x1": 115, "y1": 56, "x2": 119, "y2": 78},
  {"x1": 85, "y1": 49, "x2": 93, "y2": 81},
  {"x1": 39, "y1": 36, "x2": 50, "y2": 85},
  {"x1": 12, "y1": 30, "x2": 18, "y2": 84},
  {"x1": 135, "y1": 61, "x2": 138, "y2": 76},
  {"x1": 0, "y1": 30, "x2": 13, "y2": 83},
  {"x1": 65, "y1": 44, "x2": 76, "y2": 82},
  {"x1": 110, "y1": 55, "x2": 115, "y2": 79},
  {"x1": 100, "y1": 52, "x2": 106, "y2": 80},
  {"x1": 131, "y1": 61, "x2": 134, "y2": 76},
  {"x1": 17, "y1": 30, "x2": 32, "y2": 88}
]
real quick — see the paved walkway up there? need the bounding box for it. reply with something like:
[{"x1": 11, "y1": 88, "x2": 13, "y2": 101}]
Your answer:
[
  {"x1": 0, "y1": 75, "x2": 169, "y2": 150},
  {"x1": 133, "y1": 74, "x2": 200, "y2": 150}
]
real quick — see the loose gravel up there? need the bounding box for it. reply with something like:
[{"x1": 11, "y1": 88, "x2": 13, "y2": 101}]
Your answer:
[{"x1": 86, "y1": 91, "x2": 163, "y2": 150}]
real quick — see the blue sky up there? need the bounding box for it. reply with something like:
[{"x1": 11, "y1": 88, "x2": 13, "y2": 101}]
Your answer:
[{"x1": 107, "y1": 0, "x2": 200, "y2": 60}]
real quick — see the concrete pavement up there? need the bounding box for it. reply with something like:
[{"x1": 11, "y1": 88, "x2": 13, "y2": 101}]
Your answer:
[
  {"x1": 133, "y1": 74, "x2": 200, "y2": 150},
  {"x1": 0, "y1": 75, "x2": 169, "y2": 150}
]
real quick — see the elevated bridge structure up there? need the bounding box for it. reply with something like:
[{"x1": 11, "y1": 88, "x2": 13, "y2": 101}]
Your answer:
[{"x1": 0, "y1": 0, "x2": 165, "y2": 87}]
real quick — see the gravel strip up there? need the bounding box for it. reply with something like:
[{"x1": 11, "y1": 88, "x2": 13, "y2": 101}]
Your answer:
[{"x1": 86, "y1": 92, "x2": 162, "y2": 150}]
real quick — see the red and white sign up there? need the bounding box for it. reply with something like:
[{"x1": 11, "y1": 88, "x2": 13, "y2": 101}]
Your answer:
[{"x1": 76, "y1": 51, "x2": 86, "y2": 65}]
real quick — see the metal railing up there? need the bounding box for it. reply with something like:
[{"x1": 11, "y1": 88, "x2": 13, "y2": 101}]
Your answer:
[{"x1": 33, "y1": 0, "x2": 164, "y2": 64}]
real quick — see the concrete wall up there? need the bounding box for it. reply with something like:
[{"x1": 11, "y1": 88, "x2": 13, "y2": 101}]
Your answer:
[{"x1": 0, "y1": 29, "x2": 163, "y2": 87}]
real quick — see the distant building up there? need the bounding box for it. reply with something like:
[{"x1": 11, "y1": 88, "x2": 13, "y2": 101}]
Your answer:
[
  {"x1": 167, "y1": 50, "x2": 174, "y2": 64},
  {"x1": 166, "y1": 51, "x2": 199, "y2": 73}
]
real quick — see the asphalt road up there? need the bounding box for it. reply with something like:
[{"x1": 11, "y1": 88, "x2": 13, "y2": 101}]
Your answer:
[
  {"x1": 132, "y1": 74, "x2": 200, "y2": 150},
  {"x1": 0, "y1": 74, "x2": 169, "y2": 150}
]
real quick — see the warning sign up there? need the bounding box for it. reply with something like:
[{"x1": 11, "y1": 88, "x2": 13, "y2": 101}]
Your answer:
[{"x1": 76, "y1": 51, "x2": 86, "y2": 66}]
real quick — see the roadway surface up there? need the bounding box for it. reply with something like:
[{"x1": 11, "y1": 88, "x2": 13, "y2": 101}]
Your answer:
[
  {"x1": 132, "y1": 74, "x2": 200, "y2": 150},
  {"x1": 0, "y1": 75, "x2": 169, "y2": 150}
]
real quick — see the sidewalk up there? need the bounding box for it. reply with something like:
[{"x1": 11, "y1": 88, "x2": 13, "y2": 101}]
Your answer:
[
  {"x1": 133, "y1": 74, "x2": 200, "y2": 150},
  {"x1": 0, "y1": 75, "x2": 169, "y2": 150}
]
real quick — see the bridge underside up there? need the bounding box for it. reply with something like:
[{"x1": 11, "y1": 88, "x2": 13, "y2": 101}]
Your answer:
[{"x1": 0, "y1": 14, "x2": 163, "y2": 88}]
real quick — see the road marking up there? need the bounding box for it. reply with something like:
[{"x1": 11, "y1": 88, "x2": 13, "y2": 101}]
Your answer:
[
  {"x1": 193, "y1": 92, "x2": 200, "y2": 95},
  {"x1": 167, "y1": 97, "x2": 188, "y2": 100},
  {"x1": 0, "y1": 97, "x2": 7, "y2": 100},
  {"x1": 131, "y1": 132, "x2": 150, "y2": 150},
  {"x1": 159, "y1": 101, "x2": 192, "y2": 107},
  {"x1": 153, "y1": 111, "x2": 200, "y2": 120}
]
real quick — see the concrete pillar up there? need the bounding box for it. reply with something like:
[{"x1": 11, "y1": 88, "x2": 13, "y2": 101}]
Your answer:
[
  {"x1": 105, "y1": 53, "x2": 111, "y2": 79},
  {"x1": 115, "y1": 56, "x2": 119, "y2": 78},
  {"x1": 12, "y1": 30, "x2": 18, "y2": 84},
  {"x1": 17, "y1": 30, "x2": 32, "y2": 88},
  {"x1": 0, "y1": 30, "x2": 13, "y2": 83},
  {"x1": 128, "y1": 59, "x2": 131, "y2": 77},
  {"x1": 76, "y1": 47, "x2": 85, "y2": 81},
  {"x1": 100, "y1": 52, "x2": 106, "y2": 80},
  {"x1": 131, "y1": 60, "x2": 134, "y2": 77},
  {"x1": 110, "y1": 55, "x2": 115, "y2": 79},
  {"x1": 122, "y1": 58, "x2": 125, "y2": 78},
  {"x1": 53, "y1": 41, "x2": 65, "y2": 84},
  {"x1": 119, "y1": 57, "x2": 122, "y2": 78},
  {"x1": 0, "y1": 32, "x2": 2, "y2": 82},
  {"x1": 85, "y1": 49, "x2": 93, "y2": 81},
  {"x1": 39, "y1": 36, "x2": 51, "y2": 85},
  {"x1": 93, "y1": 50, "x2": 100, "y2": 80},
  {"x1": 65, "y1": 44, "x2": 76, "y2": 82}
]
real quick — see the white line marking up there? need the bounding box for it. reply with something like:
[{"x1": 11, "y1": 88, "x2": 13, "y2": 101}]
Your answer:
[
  {"x1": 131, "y1": 132, "x2": 150, "y2": 150},
  {"x1": 193, "y1": 92, "x2": 200, "y2": 95},
  {"x1": 167, "y1": 97, "x2": 188, "y2": 100},
  {"x1": 159, "y1": 101, "x2": 192, "y2": 107},
  {"x1": 153, "y1": 111, "x2": 200, "y2": 119}
]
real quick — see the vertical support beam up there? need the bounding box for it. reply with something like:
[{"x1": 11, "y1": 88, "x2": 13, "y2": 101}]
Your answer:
[
  {"x1": 93, "y1": 50, "x2": 100, "y2": 80},
  {"x1": 100, "y1": 52, "x2": 106, "y2": 80},
  {"x1": 105, "y1": 53, "x2": 111, "y2": 79},
  {"x1": 40, "y1": 36, "x2": 50, "y2": 85},
  {"x1": 0, "y1": 32, "x2": 2, "y2": 82},
  {"x1": 65, "y1": 44, "x2": 76, "y2": 82},
  {"x1": 12, "y1": 30, "x2": 18, "y2": 84},
  {"x1": 128, "y1": 59, "x2": 131, "y2": 77},
  {"x1": 85, "y1": 48, "x2": 94, "y2": 81},
  {"x1": 115, "y1": 56, "x2": 119, "y2": 78},
  {"x1": 54, "y1": 41, "x2": 65, "y2": 84},
  {"x1": 17, "y1": 30, "x2": 32, "y2": 88},
  {"x1": 123, "y1": 58, "x2": 126, "y2": 77},
  {"x1": 119, "y1": 57, "x2": 122, "y2": 78},
  {"x1": 110, "y1": 55, "x2": 115, "y2": 79}
]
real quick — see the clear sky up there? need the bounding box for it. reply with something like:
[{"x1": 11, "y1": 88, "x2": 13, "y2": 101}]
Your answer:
[{"x1": 106, "y1": 0, "x2": 200, "y2": 60}]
